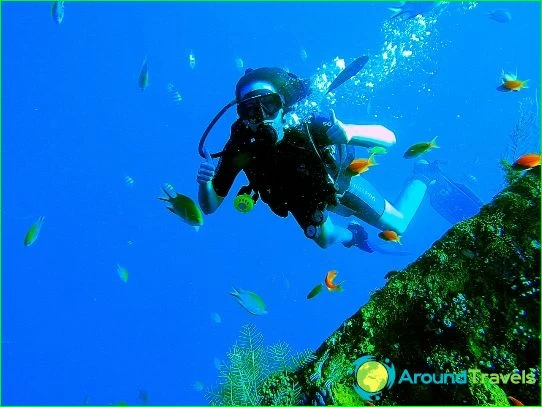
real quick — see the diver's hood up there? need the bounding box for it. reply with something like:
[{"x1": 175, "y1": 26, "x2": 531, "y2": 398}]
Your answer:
[
  {"x1": 199, "y1": 67, "x2": 311, "y2": 158},
  {"x1": 235, "y1": 67, "x2": 311, "y2": 109}
]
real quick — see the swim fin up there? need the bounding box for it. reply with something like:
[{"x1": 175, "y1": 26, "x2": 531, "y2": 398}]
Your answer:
[{"x1": 427, "y1": 163, "x2": 484, "y2": 224}]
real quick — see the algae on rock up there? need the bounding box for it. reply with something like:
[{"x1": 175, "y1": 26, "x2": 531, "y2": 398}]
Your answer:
[{"x1": 271, "y1": 166, "x2": 541, "y2": 406}]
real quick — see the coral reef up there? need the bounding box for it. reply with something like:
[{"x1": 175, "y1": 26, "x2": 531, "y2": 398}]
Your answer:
[
  {"x1": 266, "y1": 165, "x2": 540, "y2": 405},
  {"x1": 211, "y1": 164, "x2": 540, "y2": 405}
]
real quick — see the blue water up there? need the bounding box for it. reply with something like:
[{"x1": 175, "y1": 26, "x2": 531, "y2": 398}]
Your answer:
[{"x1": 2, "y1": 1, "x2": 540, "y2": 405}]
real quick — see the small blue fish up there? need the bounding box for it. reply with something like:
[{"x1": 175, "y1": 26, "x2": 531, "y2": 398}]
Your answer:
[
  {"x1": 230, "y1": 287, "x2": 267, "y2": 315},
  {"x1": 124, "y1": 175, "x2": 135, "y2": 188},
  {"x1": 488, "y1": 9, "x2": 511, "y2": 23},
  {"x1": 117, "y1": 264, "x2": 129, "y2": 283},
  {"x1": 388, "y1": 1, "x2": 440, "y2": 21},
  {"x1": 51, "y1": 1, "x2": 64, "y2": 24},
  {"x1": 138, "y1": 56, "x2": 149, "y2": 90},
  {"x1": 326, "y1": 55, "x2": 369, "y2": 95}
]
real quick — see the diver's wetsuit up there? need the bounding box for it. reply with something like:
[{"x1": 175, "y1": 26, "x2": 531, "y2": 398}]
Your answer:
[{"x1": 212, "y1": 114, "x2": 385, "y2": 237}]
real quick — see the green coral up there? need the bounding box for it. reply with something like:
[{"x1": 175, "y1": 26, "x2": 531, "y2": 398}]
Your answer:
[
  {"x1": 206, "y1": 324, "x2": 266, "y2": 405},
  {"x1": 332, "y1": 383, "x2": 365, "y2": 406},
  {"x1": 206, "y1": 324, "x2": 313, "y2": 406}
]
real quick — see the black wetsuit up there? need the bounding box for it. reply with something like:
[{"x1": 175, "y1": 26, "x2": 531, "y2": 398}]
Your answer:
[
  {"x1": 212, "y1": 114, "x2": 387, "y2": 238},
  {"x1": 212, "y1": 114, "x2": 349, "y2": 236}
]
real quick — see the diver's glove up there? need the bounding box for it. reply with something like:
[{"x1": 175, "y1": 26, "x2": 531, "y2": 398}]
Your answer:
[
  {"x1": 196, "y1": 148, "x2": 216, "y2": 185},
  {"x1": 343, "y1": 221, "x2": 374, "y2": 253},
  {"x1": 325, "y1": 109, "x2": 349, "y2": 144}
]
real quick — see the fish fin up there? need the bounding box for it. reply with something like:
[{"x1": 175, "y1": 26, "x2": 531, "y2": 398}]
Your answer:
[
  {"x1": 193, "y1": 225, "x2": 201, "y2": 232},
  {"x1": 161, "y1": 186, "x2": 174, "y2": 199},
  {"x1": 388, "y1": 7, "x2": 404, "y2": 19},
  {"x1": 329, "y1": 284, "x2": 344, "y2": 293},
  {"x1": 230, "y1": 287, "x2": 240, "y2": 298},
  {"x1": 502, "y1": 70, "x2": 516, "y2": 81}
]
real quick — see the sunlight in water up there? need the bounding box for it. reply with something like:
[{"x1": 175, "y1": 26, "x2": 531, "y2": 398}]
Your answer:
[{"x1": 286, "y1": 2, "x2": 479, "y2": 127}]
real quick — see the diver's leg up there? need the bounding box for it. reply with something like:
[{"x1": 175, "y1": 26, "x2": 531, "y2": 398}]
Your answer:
[
  {"x1": 336, "y1": 161, "x2": 432, "y2": 234},
  {"x1": 378, "y1": 160, "x2": 437, "y2": 233},
  {"x1": 290, "y1": 207, "x2": 354, "y2": 249},
  {"x1": 335, "y1": 176, "x2": 386, "y2": 226},
  {"x1": 376, "y1": 180, "x2": 427, "y2": 234},
  {"x1": 314, "y1": 216, "x2": 353, "y2": 249}
]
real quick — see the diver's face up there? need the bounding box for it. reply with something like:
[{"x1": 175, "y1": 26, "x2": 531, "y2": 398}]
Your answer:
[
  {"x1": 238, "y1": 93, "x2": 285, "y2": 143},
  {"x1": 263, "y1": 108, "x2": 285, "y2": 142},
  {"x1": 242, "y1": 108, "x2": 285, "y2": 144}
]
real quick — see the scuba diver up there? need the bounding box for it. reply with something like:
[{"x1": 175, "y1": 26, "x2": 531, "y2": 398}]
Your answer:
[{"x1": 195, "y1": 67, "x2": 438, "y2": 252}]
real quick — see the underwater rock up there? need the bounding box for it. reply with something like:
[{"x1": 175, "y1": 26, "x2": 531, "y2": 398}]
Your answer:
[{"x1": 265, "y1": 166, "x2": 541, "y2": 405}]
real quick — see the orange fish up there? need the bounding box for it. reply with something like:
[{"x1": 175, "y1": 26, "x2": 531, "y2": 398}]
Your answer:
[
  {"x1": 507, "y1": 396, "x2": 524, "y2": 406},
  {"x1": 347, "y1": 153, "x2": 377, "y2": 175},
  {"x1": 378, "y1": 230, "x2": 402, "y2": 244},
  {"x1": 513, "y1": 153, "x2": 541, "y2": 170},
  {"x1": 324, "y1": 270, "x2": 344, "y2": 292},
  {"x1": 497, "y1": 71, "x2": 529, "y2": 92}
]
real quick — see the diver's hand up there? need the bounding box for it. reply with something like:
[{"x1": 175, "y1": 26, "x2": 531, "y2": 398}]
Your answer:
[
  {"x1": 197, "y1": 148, "x2": 215, "y2": 185},
  {"x1": 326, "y1": 109, "x2": 349, "y2": 144}
]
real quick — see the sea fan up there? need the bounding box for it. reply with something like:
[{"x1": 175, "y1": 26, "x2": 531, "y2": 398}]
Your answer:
[
  {"x1": 504, "y1": 94, "x2": 540, "y2": 163},
  {"x1": 268, "y1": 341, "x2": 292, "y2": 372},
  {"x1": 207, "y1": 324, "x2": 266, "y2": 405},
  {"x1": 207, "y1": 324, "x2": 314, "y2": 405}
]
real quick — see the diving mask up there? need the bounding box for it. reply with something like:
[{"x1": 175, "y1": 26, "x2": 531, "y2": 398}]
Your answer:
[{"x1": 237, "y1": 92, "x2": 284, "y2": 122}]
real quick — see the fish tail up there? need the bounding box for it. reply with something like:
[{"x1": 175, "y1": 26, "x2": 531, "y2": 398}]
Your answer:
[
  {"x1": 161, "y1": 185, "x2": 174, "y2": 199},
  {"x1": 388, "y1": 7, "x2": 403, "y2": 19},
  {"x1": 230, "y1": 287, "x2": 240, "y2": 298},
  {"x1": 523, "y1": 79, "x2": 529, "y2": 89},
  {"x1": 368, "y1": 153, "x2": 378, "y2": 166},
  {"x1": 430, "y1": 136, "x2": 439, "y2": 149}
]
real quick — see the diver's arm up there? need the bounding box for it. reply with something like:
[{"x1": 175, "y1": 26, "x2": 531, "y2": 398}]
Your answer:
[
  {"x1": 325, "y1": 109, "x2": 396, "y2": 148},
  {"x1": 197, "y1": 144, "x2": 241, "y2": 214},
  {"x1": 343, "y1": 123, "x2": 396, "y2": 148},
  {"x1": 198, "y1": 181, "x2": 224, "y2": 214}
]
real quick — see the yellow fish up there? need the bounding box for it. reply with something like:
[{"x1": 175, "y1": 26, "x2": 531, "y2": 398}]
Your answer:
[
  {"x1": 24, "y1": 216, "x2": 45, "y2": 246},
  {"x1": 403, "y1": 136, "x2": 439, "y2": 159},
  {"x1": 158, "y1": 187, "x2": 204, "y2": 230}
]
